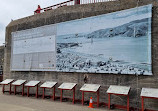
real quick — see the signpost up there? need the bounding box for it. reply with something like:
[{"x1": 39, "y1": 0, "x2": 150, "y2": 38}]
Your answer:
[
  {"x1": 58, "y1": 83, "x2": 77, "y2": 104},
  {"x1": 80, "y1": 84, "x2": 101, "y2": 107},
  {"x1": 141, "y1": 88, "x2": 158, "y2": 111},
  {"x1": 40, "y1": 81, "x2": 57, "y2": 100},
  {"x1": 25, "y1": 80, "x2": 40, "y2": 98},
  {"x1": 107, "y1": 85, "x2": 130, "y2": 111},
  {"x1": 12, "y1": 80, "x2": 26, "y2": 96},
  {"x1": 0, "y1": 79, "x2": 14, "y2": 94}
]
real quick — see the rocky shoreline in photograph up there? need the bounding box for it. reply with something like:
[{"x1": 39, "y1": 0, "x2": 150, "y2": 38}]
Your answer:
[{"x1": 56, "y1": 52, "x2": 151, "y2": 75}]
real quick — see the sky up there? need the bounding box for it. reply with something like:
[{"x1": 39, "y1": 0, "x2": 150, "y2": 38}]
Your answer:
[
  {"x1": 0, "y1": 1, "x2": 152, "y2": 45},
  {"x1": 0, "y1": 0, "x2": 67, "y2": 45}
]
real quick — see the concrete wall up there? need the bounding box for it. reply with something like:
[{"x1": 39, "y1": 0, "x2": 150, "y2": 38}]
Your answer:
[
  {"x1": 0, "y1": 46, "x2": 4, "y2": 69},
  {"x1": 0, "y1": 46, "x2": 4, "y2": 81},
  {"x1": 4, "y1": 0, "x2": 158, "y2": 110}
]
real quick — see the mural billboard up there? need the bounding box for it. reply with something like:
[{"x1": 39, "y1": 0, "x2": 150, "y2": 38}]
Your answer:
[
  {"x1": 11, "y1": 4, "x2": 152, "y2": 75},
  {"x1": 56, "y1": 4, "x2": 152, "y2": 75},
  {"x1": 11, "y1": 25, "x2": 57, "y2": 71}
]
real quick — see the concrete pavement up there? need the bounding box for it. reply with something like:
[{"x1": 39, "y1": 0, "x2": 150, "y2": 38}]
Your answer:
[{"x1": 0, "y1": 88, "x2": 120, "y2": 111}]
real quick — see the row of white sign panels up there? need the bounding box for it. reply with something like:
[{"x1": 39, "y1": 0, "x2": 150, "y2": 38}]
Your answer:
[{"x1": 0, "y1": 79, "x2": 158, "y2": 98}]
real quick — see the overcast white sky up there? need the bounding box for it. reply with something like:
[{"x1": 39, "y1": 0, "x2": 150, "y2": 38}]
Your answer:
[{"x1": 0, "y1": 0, "x2": 67, "y2": 45}]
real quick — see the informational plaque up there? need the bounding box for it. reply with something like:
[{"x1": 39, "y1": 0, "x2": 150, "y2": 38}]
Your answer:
[
  {"x1": 0, "y1": 79, "x2": 14, "y2": 85},
  {"x1": 58, "y1": 83, "x2": 77, "y2": 90},
  {"x1": 25, "y1": 81, "x2": 40, "y2": 87},
  {"x1": 107, "y1": 85, "x2": 130, "y2": 95},
  {"x1": 11, "y1": 24, "x2": 57, "y2": 71},
  {"x1": 141, "y1": 88, "x2": 158, "y2": 98},
  {"x1": 40, "y1": 81, "x2": 57, "y2": 88},
  {"x1": 80, "y1": 84, "x2": 101, "y2": 92},
  {"x1": 12, "y1": 80, "x2": 26, "y2": 85}
]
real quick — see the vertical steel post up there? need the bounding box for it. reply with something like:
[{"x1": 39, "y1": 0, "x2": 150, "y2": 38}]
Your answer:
[
  {"x1": 9, "y1": 83, "x2": 12, "y2": 94},
  {"x1": 22, "y1": 84, "x2": 24, "y2": 96},
  {"x1": 127, "y1": 95, "x2": 130, "y2": 111},
  {"x1": 2, "y1": 85, "x2": 5, "y2": 93},
  {"x1": 14, "y1": 86, "x2": 16, "y2": 95},
  {"x1": 108, "y1": 93, "x2": 111, "y2": 109},
  {"x1": 53, "y1": 86, "x2": 55, "y2": 100},
  {"x1": 42, "y1": 88, "x2": 45, "y2": 99},
  {"x1": 27, "y1": 87, "x2": 29, "y2": 97},
  {"x1": 60, "y1": 89, "x2": 63, "y2": 102},
  {"x1": 73, "y1": 87, "x2": 75, "y2": 104},
  {"x1": 36, "y1": 85, "x2": 38, "y2": 98},
  {"x1": 97, "y1": 90, "x2": 100, "y2": 107},
  {"x1": 82, "y1": 91, "x2": 84, "y2": 105},
  {"x1": 141, "y1": 97, "x2": 144, "y2": 111}
]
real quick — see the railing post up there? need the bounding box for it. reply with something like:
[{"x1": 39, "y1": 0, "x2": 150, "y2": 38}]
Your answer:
[
  {"x1": 75, "y1": 0, "x2": 80, "y2": 5},
  {"x1": 37, "y1": 0, "x2": 114, "y2": 13}
]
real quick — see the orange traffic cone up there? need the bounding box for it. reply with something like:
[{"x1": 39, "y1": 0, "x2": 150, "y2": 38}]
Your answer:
[{"x1": 88, "y1": 97, "x2": 94, "y2": 108}]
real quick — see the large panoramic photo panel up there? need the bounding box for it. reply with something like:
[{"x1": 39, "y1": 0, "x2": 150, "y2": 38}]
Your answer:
[
  {"x1": 56, "y1": 4, "x2": 152, "y2": 75},
  {"x1": 11, "y1": 4, "x2": 152, "y2": 75}
]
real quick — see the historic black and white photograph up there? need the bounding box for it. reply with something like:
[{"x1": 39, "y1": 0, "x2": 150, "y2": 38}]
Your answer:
[{"x1": 56, "y1": 4, "x2": 152, "y2": 75}]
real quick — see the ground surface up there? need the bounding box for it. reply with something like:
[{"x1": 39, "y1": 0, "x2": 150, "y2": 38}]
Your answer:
[{"x1": 0, "y1": 87, "x2": 121, "y2": 111}]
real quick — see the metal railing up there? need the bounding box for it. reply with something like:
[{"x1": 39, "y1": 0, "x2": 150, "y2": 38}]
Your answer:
[{"x1": 34, "y1": 0, "x2": 116, "y2": 14}]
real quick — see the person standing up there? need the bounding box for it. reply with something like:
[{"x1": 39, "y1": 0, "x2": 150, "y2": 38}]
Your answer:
[{"x1": 35, "y1": 5, "x2": 41, "y2": 14}]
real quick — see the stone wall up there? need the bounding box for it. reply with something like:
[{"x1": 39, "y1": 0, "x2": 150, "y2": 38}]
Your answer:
[{"x1": 4, "y1": 0, "x2": 158, "y2": 110}]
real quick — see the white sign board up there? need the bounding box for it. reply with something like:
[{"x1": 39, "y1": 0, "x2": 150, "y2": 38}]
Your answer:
[
  {"x1": 11, "y1": 24, "x2": 57, "y2": 71},
  {"x1": 58, "y1": 83, "x2": 77, "y2": 90},
  {"x1": 141, "y1": 88, "x2": 158, "y2": 98},
  {"x1": 40, "y1": 81, "x2": 57, "y2": 88},
  {"x1": 25, "y1": 81, "x2": 40, "y2": 87},
  {"x1": 0, "y1": 79, "x2": 14, "y2": 85},
  {"x1": 12, "y1": 80, "x2": 26, "y2": 85},
  {"x1": 107, "y1": 85, "x2": 130, "y2": 95},
  {"x1": 80, "y1": 84, "x2": 100, "y2": 92}
]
